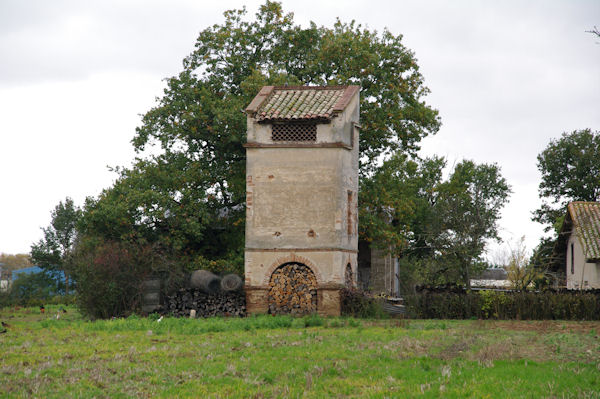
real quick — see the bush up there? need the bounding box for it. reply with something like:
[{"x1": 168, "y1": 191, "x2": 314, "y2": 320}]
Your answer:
[
  {"x1": 70, "y1": 238, "x2": 173, "y2": 319},
  {"x1": 0, "y1": 291, "x2": 11, "y2": 308},
  {"x1": 190, "y1": 252, "x2": 244, "y2": 276},
  {"x1": 341, "y1": 288, "x2": 387, "y2": 318},
  {"x1": 404, "y1": 289, "x2": 600, "y2": 320}
]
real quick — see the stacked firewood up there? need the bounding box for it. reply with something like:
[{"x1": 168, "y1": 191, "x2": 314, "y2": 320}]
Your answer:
[
  {"x1": 163, "y1": 289, "x2": 246, "y2": 318},
  {"x1": 268, "y1": 263, "x2": 317, "y2": 315}
]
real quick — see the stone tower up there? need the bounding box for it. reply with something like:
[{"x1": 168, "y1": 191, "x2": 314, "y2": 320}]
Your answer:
[{"x1": 243, "y1": 85, "x2": 360, "y2": 316}]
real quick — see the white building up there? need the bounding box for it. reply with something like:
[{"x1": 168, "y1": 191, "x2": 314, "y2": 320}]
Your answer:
[{"x1": 557, "y1": 202, "x2": 600, "y2": 290}]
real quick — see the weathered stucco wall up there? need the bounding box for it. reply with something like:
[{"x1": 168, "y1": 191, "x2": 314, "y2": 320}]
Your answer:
[
  {"x1": 245, "y1": 148, "x2": 356, "y2": 249},
  {"x1": 566, "y1": 233, "x2": 600, "y2": 289}
]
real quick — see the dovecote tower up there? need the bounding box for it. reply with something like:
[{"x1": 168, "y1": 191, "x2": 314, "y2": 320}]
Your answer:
[{"x1": 243, "y1": 85, "x2": 360, "y2": 316}]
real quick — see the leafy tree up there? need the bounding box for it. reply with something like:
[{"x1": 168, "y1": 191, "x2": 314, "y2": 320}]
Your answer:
[
  {"x1": 361, "y1": 157, "x2": 510, "y2": 288},
  {"x1": 30, "y1": 197, "x2": 82, "y2": 294},
  {"x1": 534, "y1": 129, "x2": 600, "y2": 230},
  {"x1": 433, "y1": 161, "x2": 511, "y2": 287},
  {"x1": 359, "y1": 154, "x2": 445, "y2": 255},
  {"x1": 79, "y1": 160, "x2": 244, "y2": 275},
  {"x1": 83, "y1": 1, "x2": 440, "y2": 268}
]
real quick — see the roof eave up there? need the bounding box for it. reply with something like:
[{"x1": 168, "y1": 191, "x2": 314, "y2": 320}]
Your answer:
[
  {"x1": 256, "y1": 116, "x2": 334, "y2": 124},
  {"x1": 332, "y1": 85, "x2": 360, "y2": 113},
  {"x1": 245, "y1": 85, "x2": 275, "y2": 116}
]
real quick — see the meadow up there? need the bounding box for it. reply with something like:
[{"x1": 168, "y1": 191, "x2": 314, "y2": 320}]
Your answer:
[{"x1": 1, "y1": 305, "x2": 599, "y2": 398}]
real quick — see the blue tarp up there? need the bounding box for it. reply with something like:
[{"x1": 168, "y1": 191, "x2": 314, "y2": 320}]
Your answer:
[{"x1": 12, "y1": 266, "x2": 66, "y2": 284}]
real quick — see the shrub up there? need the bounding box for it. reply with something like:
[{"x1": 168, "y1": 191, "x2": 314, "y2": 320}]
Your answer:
[
  {"x1": 0, "y1": 291, "x2": 11, "y2": 308},
  {"x1": 70, "y1": 238, "x2": 172, "y2": 319},
  {"x1": 190, "y1": 252, "x2": 244, "y2": 276},
  {"x1": 341, "y1": 288, "x2": 387, "y2": 318}
]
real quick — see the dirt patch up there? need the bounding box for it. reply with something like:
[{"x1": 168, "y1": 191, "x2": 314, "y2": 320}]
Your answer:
[
  {"x1": 436, "y1": 340, "x2": 472, "y2": 360},
  {"x1": 393, "y1": 336, "x2": 429, "y2": 359},
  {"x1": 472, "y1": 342, "x2": 520, "y2": 364}
]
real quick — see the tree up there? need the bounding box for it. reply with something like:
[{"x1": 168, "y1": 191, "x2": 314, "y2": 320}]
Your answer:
[
  {"x1": 504, "y1": 236, "x2": 541, "y2": 291},
  {"x1": 359, "y1": 153, "x2": 446, "y2": 255},
  {"x1": 9, "y1": 270, "x2": 63, "y2": 305},
  {"x1": 429, "y1": 161, "x2": 511, "y2": 287},
  {"x1": 83, "y1": 1, "x2": 440, "y2": 269},
  {"x1": 529, "y1": 236, "x2": 563, "y2": 286},
  {"x1": 361, "y1": 156, "x2": 510, "y2": 288},
  {"x1": 534, "y1": 129, "x2": 600, "y2": 230},
  {"x1": 30, "y1": 197, "x2": 82, "y2": 294}
]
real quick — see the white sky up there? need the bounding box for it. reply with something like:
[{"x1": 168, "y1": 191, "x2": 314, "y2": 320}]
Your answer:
[{"x1": 1, "y1": 0, "x2": 599, "y2": 258}]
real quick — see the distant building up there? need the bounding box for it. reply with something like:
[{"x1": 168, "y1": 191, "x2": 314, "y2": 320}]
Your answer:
[
  {"x1": 0, "y1": 263, "x2": 10, "y2": 292},
  {"x1": 357, "y1": 241, "x2": 400, "y2": 296},
  {"x1": 470, "y1": 268, "x2": 510, "y2": 289},
  {"x1": 555, "y1": 202, "x2": 600, "y2": 290}
]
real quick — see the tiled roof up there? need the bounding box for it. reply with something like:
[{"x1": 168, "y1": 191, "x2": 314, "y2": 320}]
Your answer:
[
  {"x1": 568, "y1": 202, "x2": 600, "y2": 261},
  {"x1": 245, "y1": 85, "x2": 359, "y2": 122}
]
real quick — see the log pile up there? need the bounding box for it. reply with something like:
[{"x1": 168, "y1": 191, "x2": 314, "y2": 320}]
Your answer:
[
  {"x1": 268, "y1": 263, "x2": 317, "y2": 315},
  {"x1": 221, "y1": 274, "x2": 243, "y2": 292},
  {"x1": 163, "y1": 289, "x2": 246, "y2": 318},
  {"x1": 190, "y1": 270, "x2": 221, "y2": 294}
]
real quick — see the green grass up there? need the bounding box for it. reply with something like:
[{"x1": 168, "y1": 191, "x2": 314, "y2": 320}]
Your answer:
[{"x1": 1, "y1": 306, "x2": 599, "y2": 398}]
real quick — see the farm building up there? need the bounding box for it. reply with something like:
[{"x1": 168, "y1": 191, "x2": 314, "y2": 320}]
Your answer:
[
  {"x1": 0, "y1": 265, "x2": 9, "y2": 292},
  {"x1": 555, "y1": 202, "x2": 600, "y2": 290},
  {"x1": 357, "y1": 241, "x2": 399, "y2": 296},
  {"x1": 243, "y1": 85, "x2": 360, "y2": 316},
  {"x1": 470, "y1": 267, "x2": 510, "y2": 289}
]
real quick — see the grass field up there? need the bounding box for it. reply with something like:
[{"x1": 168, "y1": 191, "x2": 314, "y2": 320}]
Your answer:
[{"x1": 1, "y1": 305, "x2": 599, "y2": 398}]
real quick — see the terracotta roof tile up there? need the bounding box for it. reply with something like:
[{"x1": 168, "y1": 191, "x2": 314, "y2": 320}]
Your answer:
[
  {"x1": 245, "y1": 85, "x2": 359, "y2": 122},
  {"x1": 568, "y1": 202, "x2": 600, "y2": 261}
]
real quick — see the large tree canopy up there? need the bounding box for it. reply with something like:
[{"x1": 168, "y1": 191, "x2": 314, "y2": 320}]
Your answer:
[
  {"x1": 82, "y1": 1, "x2": 440, "y2": 271},
  {"x1": 362, "y1": 155, "x2": 510, "y2": 288},
  {"x1": 534, "y1": 129, "x2": 600, "y2": 230}
]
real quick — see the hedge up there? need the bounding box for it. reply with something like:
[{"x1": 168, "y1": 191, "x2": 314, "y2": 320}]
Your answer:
[
  {"x1": 340, "y1": 288, "x2": 388, "y2": 318},
  {"x1": 404, "y1": 290, "x2": 600, "y2": 320}
]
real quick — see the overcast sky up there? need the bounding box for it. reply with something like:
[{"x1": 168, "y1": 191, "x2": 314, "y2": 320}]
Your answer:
[{"x1": 1, "y1": 0, "x2": 599, "y2": 258}]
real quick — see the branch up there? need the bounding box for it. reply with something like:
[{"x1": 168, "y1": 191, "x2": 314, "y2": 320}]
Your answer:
[{"x1": 587, "y1": 26, "x2": 600, "y2": 43}]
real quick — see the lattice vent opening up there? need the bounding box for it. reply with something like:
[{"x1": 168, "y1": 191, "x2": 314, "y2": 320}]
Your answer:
[{"x1": 272, "y1": 123, "x2": 317, "y2": 142}]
